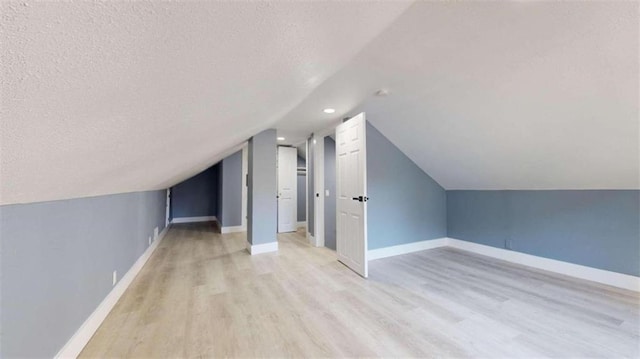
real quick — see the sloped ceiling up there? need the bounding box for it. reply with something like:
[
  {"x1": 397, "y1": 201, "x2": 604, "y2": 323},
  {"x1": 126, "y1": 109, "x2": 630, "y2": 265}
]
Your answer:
[
  {"x1": 277, "y1": 1, "x2": 639, "y2": 190},
  {"x1": 2, "y1": 1, "x2": 638, "y2": 206},
  {"x1": 0, "y1": 1, "x2": 413, "y2": 205}
]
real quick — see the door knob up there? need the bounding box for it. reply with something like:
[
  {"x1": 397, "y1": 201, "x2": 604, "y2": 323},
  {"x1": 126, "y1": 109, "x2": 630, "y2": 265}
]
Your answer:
[{"x1": 351, "y1": 196, "x2": 369, "y2": 202}]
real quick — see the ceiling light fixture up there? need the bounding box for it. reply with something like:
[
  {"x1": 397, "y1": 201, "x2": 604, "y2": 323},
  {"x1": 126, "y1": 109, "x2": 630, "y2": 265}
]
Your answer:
[
  {"x1": 323, "y1": 108, "x2": 336, "y2": 114},
  {"x1": 277, "y1": 137, "x2": 285, "y2": 141}
]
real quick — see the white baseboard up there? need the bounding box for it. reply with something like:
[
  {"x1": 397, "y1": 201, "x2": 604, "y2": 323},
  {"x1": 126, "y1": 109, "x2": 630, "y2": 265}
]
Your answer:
[
  {"x1": 307, "y1": 233, "x2": 324, "y2": 247},
  {"x1": 368, "y1": 238, "x2": 449, "y2": 260},
  {"x1": 366, "y1": 237, "x2": 639, "y2": 292},
  {"x1": 296, "y1": 221, "x2": 306, "y2": 228},
  {"x1": 447, "y1": 238, "x2": 640, "y2": 292},
  {"x1": 307, "y1": 233, "x2": 315, "y2": 246},
  {"x1": 171, "y1": 216, "x2": 217, "y2": 224},
  {"x1": 221, "y1": 225, "x2": 245, "y2": 234},
  {"x1": 246, "y1": 241, "x2": 278, "y2": 255},
  {"x1": 55, "y1": 226, "x2": 170, "y2": 358}
]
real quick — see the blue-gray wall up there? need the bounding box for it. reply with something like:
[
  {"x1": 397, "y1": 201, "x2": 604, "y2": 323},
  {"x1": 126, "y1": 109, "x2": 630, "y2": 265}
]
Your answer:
[
  {"x1": 324, "y1": 137, "x2": 337, "y2": 250},
  {"x1": 220, "y1": 150, "x2": 243, "y2": 227},
  {"x1": 170, "y1": 164, "x2": 219, "y2": 219},
  {"x1": 307, "y1": 137, "x2": 315, "y2": 236},
  {"x1": 297, "y1": 156, "x2": 306, "y2": 222},
  {"x1": 248, "y1": 129, "x2": 277, "y2": 245},
  {"x1": 447, "y1": 190, "x2": 640, "y2": 276},
  {"x1": 0, "y1": 190, "x2": 167, "y2": 358},
  {"x1": 366, "y1": 122, "x2": 447, "y2": 250}
]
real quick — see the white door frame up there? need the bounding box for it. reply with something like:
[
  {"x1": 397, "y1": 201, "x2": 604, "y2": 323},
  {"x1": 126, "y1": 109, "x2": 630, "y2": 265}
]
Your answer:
[{"x1": 313, "y1": 134, "x2": 325, "y2": 247}]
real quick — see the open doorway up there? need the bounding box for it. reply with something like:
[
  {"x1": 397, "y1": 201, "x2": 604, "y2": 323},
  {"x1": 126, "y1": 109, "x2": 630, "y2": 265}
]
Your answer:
[
  {"x1": 296, "y1": 145, "x2": 307, "y2": 232},
  {"x1": 277, "y1": 146, "x2": 298, "y2": 233}
]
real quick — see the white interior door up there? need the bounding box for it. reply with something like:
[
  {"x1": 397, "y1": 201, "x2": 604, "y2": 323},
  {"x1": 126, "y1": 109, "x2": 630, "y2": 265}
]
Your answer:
[
  {"x1": 336, "y1": 113, "x2": 368, "y2": 278},
  {"x1": 277, "y1": 146, "x2": 297, "y2": 233}
]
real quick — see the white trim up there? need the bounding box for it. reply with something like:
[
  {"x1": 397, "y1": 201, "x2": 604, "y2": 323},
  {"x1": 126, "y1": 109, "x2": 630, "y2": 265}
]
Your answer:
[
  {"x1": 221, "y1": 225, "x2": 245, "y2": 234},
  {"x1": 313, "y1": 133, "x2": 325, "y2": 248},
  {"x1": 307, "y1": 233, "x2": 318, "y2": 246},
  {"x1": 368, "y1": 238, "x2": 449, "y2": 260},
  {"x1": 447, "y1": 238, "x2": 640, "y2": 292},
  {"x1": 297, "y1": 221, "x2": 306, "y2": 229},
  {"x1": 171, "y1": 216, "x2": 217, "y2": 224},
  {"x1": 366, "y1": 237, "x2": 639, "y2": 292},
  {"x1": 55, "y1": 226, "x2": 170, "y2": 358},
  {"x1": 305, "y1": 138, "x2": 309, "y2": 238},
  {"x1": 246, "y1": 241, "x2": 278, "y2": 255}
]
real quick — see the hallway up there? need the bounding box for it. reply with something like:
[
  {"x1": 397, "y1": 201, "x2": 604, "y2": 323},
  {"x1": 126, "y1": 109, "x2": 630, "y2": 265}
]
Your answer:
[{"x1": 81, "y1": 223, "x2": 639, "y2": 358}]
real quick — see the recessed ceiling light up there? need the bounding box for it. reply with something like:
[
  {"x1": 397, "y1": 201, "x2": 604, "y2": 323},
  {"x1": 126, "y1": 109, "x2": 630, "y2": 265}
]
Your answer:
[
  {"x1": 277, "y1": 137, "x2": 285, "y2": 141},
  {"x1": 323, "y1": 108, "x2": 336, "y2": 114}
]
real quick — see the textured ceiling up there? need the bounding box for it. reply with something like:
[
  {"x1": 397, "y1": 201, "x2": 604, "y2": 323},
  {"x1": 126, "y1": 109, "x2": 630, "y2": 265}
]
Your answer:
[
  {"x1": 276, "y1": 1, "x2": 639, "y2": 190},
  {"x1": 2, "y1": 1, "x2": 637, "y2": 206},
  {"x1": 0, "y1": 1, "x2": 412, "y2": 205}
]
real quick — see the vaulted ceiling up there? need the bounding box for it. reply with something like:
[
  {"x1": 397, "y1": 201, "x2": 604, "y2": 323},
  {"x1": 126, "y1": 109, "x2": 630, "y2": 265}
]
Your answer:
[
  {"x1": 1, "y1": 1, "x2": 637, "y2": 205},
  {"x1": 276, "y1": 1, "x2": 639, "y2": 190}
]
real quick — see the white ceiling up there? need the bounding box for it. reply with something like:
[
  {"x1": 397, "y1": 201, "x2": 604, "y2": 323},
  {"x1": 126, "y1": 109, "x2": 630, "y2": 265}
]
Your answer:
[
  {"x1": 0, "y1": 1, "x2": 412, "y2": 205},
  {"x1": 276, "y1": 1, "x2": 639, "y2": 190},
  {"x1": 2, "y1": 1, "x2": 637, "y2": 205}
]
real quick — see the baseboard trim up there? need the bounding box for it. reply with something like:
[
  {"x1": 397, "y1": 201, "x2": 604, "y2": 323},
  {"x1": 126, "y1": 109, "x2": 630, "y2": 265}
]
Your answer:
[
  {"x1": 221, "y1": 225, "x2": 245, "y2": 234},
  {"x1": 307, "y1": 233, "x2": 316, "y2": 246},
  {"x1": 296, "y1": 221, "x2": 307, "y2": 228},
  {"x1": 246, "y1": 241, "x2": 278, "y2": 255},
  {"x1": 368, "y1": 238, "x2": 449, "y2": 260},
  {"x1": 55, "y1": 226, "x2": 170, "y2": 358},
  {"x1": 171, "y1": 216, "x2": 217, "y2": 224},
  {"x1": 446, "y1": 238, "x2": 640, "y2": 292}
]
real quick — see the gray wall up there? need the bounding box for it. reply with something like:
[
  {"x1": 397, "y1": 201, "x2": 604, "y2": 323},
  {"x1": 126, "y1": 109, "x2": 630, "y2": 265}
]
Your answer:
[
  {"x1": 307, "y1": 137, "x2": 315, "y2": 236},
  {"x1": 220, "y1": 150, "x2": 243, "y2": 227},
  {"x1": 297, "y1": 156, "x2": 306, "y2": 222},
  {"x1": 366, "y1": 122, "x2": 447, "y2": 250},
  {"x1": 170, "y1": 164, "x2": 219, "y2": 219},
  {"x1": 447, "y1": 190, "x2": 640, "y2": 276},
  {"x1": 0, "y1": 190, "x2": 167, "y2": 358},
  {"x1": 248, "y1": 129, "x2": 277, "y2": 245},
  {"x1": 324, "y1": 137, "x2": 337, "y2": 250}
]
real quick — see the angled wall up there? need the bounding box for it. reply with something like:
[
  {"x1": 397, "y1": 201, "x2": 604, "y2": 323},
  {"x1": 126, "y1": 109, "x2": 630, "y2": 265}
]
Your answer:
[
  {"x1": 447, "y1": 190, "x2": 640, "y2": 276},
  {"x1": 0, "y1": 190, "x2": 167, "y2": 358},
  {"x1": 366, "y1": 122, "x2": 447, "y2": 250}
]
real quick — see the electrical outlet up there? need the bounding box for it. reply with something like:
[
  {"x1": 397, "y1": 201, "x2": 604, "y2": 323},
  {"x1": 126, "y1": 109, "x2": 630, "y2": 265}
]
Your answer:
[
  {"x1": 112, "y1": 270, "x2": 117, "y2": 286},
  {"x1": 325, "y1": 189, "x2": 330, "y2": 197},
  {"x1": 154, "y1": 227, "x2": 159, "y2": 239},
  {"x1": 148, "y1": 236, "x2": 152, "y2": 246}
]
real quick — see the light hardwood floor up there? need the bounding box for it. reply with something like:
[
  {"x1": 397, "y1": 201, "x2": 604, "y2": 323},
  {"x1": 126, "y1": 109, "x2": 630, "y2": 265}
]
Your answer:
[{"x1": 80, "y1": 222, "x2": 639, "y2": 358}]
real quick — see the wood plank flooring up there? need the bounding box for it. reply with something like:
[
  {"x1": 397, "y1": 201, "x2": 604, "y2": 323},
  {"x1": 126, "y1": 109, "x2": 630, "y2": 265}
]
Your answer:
[{"x1": 80, "y1": 222, "x2": 639, "y2": 358}]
